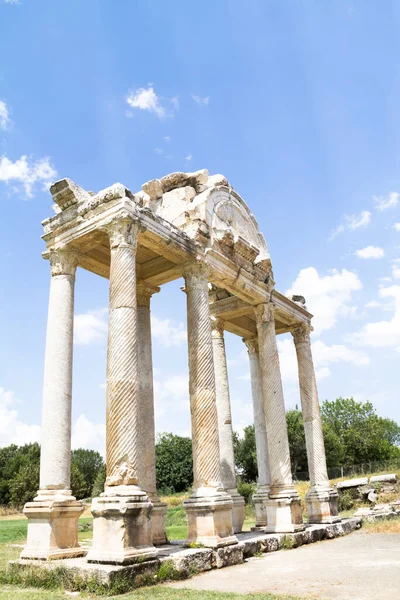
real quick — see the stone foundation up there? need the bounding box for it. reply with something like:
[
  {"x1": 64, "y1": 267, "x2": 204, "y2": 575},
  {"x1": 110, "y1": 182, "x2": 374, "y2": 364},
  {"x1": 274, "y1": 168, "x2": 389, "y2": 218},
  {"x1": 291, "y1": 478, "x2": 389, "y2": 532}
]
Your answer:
[
  {"x1": 264, "y1": 495, "x2": 305, "y2": 533},
  {"x1": 183, "y1": 493, "x2": 238, "y2": 548},
  {"x1": 151, "y1": 500, "x2": 169, "y2": 546},
  {"x1": 306, "y1": 486, "x2": 340, "y2": 524},
  {"x1": 230, "y1": 491, "x2": 246, "y2": 533},
  {"x1": 15, "y1": 519, "x2": 361, "y2": 590}
]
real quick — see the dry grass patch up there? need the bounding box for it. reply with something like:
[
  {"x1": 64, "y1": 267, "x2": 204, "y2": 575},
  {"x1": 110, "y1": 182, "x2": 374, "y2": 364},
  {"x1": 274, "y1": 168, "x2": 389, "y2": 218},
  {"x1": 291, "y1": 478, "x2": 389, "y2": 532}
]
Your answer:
[{"x1": 362, "y1": 517, "x2": 400, "y2": 534}]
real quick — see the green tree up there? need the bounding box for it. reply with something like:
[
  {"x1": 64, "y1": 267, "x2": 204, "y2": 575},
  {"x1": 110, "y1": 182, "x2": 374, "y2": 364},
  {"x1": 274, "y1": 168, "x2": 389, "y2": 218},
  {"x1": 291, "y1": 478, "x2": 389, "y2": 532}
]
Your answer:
[
  {"x1": 2, "y1": 443, "x2": 41, "y2": 506},
  {"x1": 92, "y1": 463, "x2": 106, "y2": 497},
  {"x1": 286, "y1": 408, "x2": 307, "y2": 473},
  {"x1": 71, "y1": 449, "x2": 104, "y2": 499},
  {"x1": 233, "y1": 425, "x2": 258, "y2": 483},
  {"x1": 155, "y1": 433, "x2": 193, "y2": 493},
  {"x1": 321, "y1": 397, "x2": 400, "y2": 465}
]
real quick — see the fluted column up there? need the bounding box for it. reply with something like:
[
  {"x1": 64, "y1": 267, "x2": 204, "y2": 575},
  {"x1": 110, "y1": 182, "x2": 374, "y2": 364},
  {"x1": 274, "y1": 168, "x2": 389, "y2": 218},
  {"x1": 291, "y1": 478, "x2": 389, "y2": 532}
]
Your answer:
[
  {"x1": 243, "y1": 337, "x2": 270, "y2": 528},
  {"x1": 183, "y1": 262, "x2": 237, "y2": 548},
  {"x1": 88, "y1": 217, "x2": 157, "y2": 564},
  {"x1": 254, "y1": 302, "x2": 304, "y2": 532},
  {"x1": 21, "y1": 250, "x2": 85, "y2": 560},
  {"x1": 211, "y1": 318, "x2": 245, "y2": 533},
  {"x1": 137, "y1": 281, "x2": 168, "y2": 545},
  {"x1": 292, "y1": 324, "x2": 339, "y2": 523}
]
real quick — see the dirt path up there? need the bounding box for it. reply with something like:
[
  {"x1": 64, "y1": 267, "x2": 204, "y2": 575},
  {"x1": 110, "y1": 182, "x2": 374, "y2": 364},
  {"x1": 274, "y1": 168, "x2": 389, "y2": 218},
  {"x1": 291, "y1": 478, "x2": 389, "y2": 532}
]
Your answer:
[{"x1": 169, "y1": 531, "x2": 400, "y2": 600}]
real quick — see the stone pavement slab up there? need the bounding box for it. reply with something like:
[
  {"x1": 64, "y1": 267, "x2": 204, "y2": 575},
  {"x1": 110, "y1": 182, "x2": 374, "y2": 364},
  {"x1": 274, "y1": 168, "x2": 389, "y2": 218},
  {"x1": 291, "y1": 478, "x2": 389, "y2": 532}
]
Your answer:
[{"x1": 168, "y1": 531, "x2": 400, "y2": 600}]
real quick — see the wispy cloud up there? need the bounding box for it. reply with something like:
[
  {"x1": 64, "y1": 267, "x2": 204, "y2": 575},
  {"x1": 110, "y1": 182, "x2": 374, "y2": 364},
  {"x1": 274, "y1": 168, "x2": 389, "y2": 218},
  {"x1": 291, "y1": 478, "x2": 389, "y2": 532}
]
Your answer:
[
  {"x1": 126, "y1": 86, "x2": 179, "y2": 120},
  {"x1": 0, "y1": 100, "x2": 11, "y2": 130},
  {"x1": 0, "y1": 154, "x2": 57, "y2": 198},
  {"x1": 394, "y1": 223, "x2": 400, "y2": 231},
  {"x1": 355, "y1": 246, "x2": 384, "y2": 259},
  {"x1": 374, "y1": 192, "x2": 399, "y2": 211},
  {"x1": 330, "y1": 210, "x2": 371, "y2": 240},
  {"x1": 192, "y1": 94, "x2": 210, "y2": 106},
  {"x1": 185, "y1": 153, "x2": 192, "y2": 162},
  {"x1": 74, "y1": 308, "x2": 108, "y2": 345}
]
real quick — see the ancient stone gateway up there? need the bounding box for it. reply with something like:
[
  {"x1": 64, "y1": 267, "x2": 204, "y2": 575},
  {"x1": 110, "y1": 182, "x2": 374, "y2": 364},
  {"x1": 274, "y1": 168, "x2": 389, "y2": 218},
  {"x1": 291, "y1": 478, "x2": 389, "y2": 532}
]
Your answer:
[{"x1": 21, "y1": 169, "x2": 340, "y2": 564}]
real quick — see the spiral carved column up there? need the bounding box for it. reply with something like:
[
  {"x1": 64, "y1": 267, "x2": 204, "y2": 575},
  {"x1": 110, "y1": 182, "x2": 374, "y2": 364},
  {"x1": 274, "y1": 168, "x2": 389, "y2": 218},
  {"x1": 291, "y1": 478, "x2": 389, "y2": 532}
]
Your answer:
[
  {"x1": 136, "y1": 281, "x2": 168, "y2": 544},
  {"x1": 254, "y1": 302, "x2": 304, "y2": 532},
  {"x1": 21, "y1": 250, "x2": 85, "y2": 560},
  {"x1": 88, "y1": 217, "x2": 157, "y2": 565},
  {"x1": 212, "y1": 318, "x2": 245, "y2": 533},
  {"x1": 183, "y1": 262, "x2": 237, "y2": 548},
  {"x1": 292, "y1": 324, "x2": 340, "y2": 523},
  {"x1": 243, "y1": 337, "x2": 270, "y2": 528}
]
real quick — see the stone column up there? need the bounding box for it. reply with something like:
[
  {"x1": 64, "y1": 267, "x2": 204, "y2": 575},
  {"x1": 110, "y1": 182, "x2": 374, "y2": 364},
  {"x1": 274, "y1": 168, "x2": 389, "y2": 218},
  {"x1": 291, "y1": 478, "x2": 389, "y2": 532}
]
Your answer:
[
  {"x1": 87, "y1": 217, "x2": 157, "y2": 564},
  {"x1": 292, "y1": 324, "x2": 339, "y2": 523},
  {"x1": 21, "y1": 250, "x2": 85, "y2": 560},
  {"x1": 136, "y1": 281, "x2": 168, "y2": 545},
  {"x1": 211, "y1": 318, "x2": 245, "y2": 534},
  {"x1": 183, "y1": 262, "x2": 237, "y2": 548},
  {"x1": 243, "y1": 337, "x2": 271, "y2": 528},
  {"x1": 254, "y1": 302, "x2": 304, "y2": 533}
]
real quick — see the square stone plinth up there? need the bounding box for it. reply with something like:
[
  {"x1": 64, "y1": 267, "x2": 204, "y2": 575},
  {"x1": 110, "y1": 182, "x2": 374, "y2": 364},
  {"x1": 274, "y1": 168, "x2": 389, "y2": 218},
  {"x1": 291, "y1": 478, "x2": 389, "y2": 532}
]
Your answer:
[
  {"x1": 151, "y1": 500, "x2": 169, "y2": 546},
  {"x1": 306, "y1": 487, "x2": 341, "y2": 524},
  {"x1": 264, "y1": 496, "x2": 305, "y2": 533},
  {"x1": 86, "y1": 491, "x2": 158, "y2": 565},
  {"x1": 183, "y1": 493, "x2": 238, "y2": 548},
  {"x1": 253, "y1": 488, "x2": 270, "y2": 529},
  {"x1": 21, "y1": 499, "x2": 85, "y2": 560},
  {"x1": 230, "y1": 491, "x2": 246, "y2": 534}
]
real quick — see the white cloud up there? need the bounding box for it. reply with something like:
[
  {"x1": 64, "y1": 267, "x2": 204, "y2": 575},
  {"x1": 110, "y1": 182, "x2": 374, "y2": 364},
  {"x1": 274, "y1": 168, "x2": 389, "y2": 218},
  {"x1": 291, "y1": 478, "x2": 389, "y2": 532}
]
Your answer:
[
  {"x1": 0, "y1": 387, "x2": 40, "y2": 447},
  {"x1": 153, "y1": 147, "x2": 163, "y2": 155},
  {"x1": 374, "y1": 192, "x2": 399, "y2": 211},
  {"x1": 126, "y1": 86, "x2": 167, "y2": 119},
  {"x1": 154, "y1": 372, "x2": 189, "y2": 424},
  {"x1": 74, "y1": 308, "x2": 108, "y2": 345},
  {"x1": 185, "y1": 153, "x2": 192, "y2": 162},
  {"x1": 355, "y1": 246, "x2": 384, "y2": 259},
  {"x1": 330, "y1": 210, "x2": 371, "y2": 240},
  {"x1": 278, "y1": 338, "x2": 369, "y2": 385},
  {"x1": 350, "y1": 285, "x2": 400, "y2": 348},
  {"x1": 365, "y1": 300, "x2": 381, "y2": 309},
  {"x1": 286, "y1": 267, "x2": 362, "y2": 335},
  {"x1": 192, "y1": 94, "x2": 210, "y2": 106},
  {"x1": 71, "y1": 414, "x2": 105, "y2": 454},
  {"x1": 4, "y1": 0, "x2": 21, "y2": 4},
  {"x1": 392, "y1": 264, "x2": 400, "y2": 280},
  {"x1": 163, "y1": 136, "x2": 171, "y2": 142},
  {"x1": 0, "y1": 154, "x2": 57, "y2": 198},
  {"x1": 394, "y1": 223, "x2": 400, "y2": 231},
  {"x1": 151, "y1": 315, "x2": 187, "y2": 347},
  {"x1": 0, "y1": 100, "x2": 11, "y2": 130}
]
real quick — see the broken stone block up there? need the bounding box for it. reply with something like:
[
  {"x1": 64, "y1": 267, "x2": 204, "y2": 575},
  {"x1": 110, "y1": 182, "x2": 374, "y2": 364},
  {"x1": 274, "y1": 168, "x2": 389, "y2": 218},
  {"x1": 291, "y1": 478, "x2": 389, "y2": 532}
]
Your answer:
[
  {"x1": 369, "y1": 474, "x2": 398, "y2": 484},
  {"x1": 367, "y1": 491, "x2": 379, "y2": 503},
  {"x1": 142, "y1": 179, "x2": 163, "y2": 201},
  {"x1": 337, "y1": 478, "x2": 368, "y2": 490}
]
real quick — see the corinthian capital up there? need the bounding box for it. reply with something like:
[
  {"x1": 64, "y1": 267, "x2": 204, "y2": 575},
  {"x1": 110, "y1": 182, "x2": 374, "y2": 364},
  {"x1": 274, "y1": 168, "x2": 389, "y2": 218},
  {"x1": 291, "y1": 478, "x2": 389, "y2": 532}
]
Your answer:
[
  {"x1": 253, "y1": 302, "x2": 275, "y2": 324},
  {"x1": 182, "y1": 260, "x2": 209, "y2": 289},
  {"x1": 107, "y1": 216, "x2": 140, "y2": 249},
  {"x1": 48, "y1": 250, "x2": 78, "y2": 277},
  {"x1": 211, "y1": 317, "x2": 224, "y2": 339},
  {"x1": 136, "y1": 280, "x2": 160, "y2": 308},
  {"x1": 291, "y1": 323, "x2": 312, "y2": 345},
  {"x1": 243, "y1": 336, "x2": 259, "y2": 354}
]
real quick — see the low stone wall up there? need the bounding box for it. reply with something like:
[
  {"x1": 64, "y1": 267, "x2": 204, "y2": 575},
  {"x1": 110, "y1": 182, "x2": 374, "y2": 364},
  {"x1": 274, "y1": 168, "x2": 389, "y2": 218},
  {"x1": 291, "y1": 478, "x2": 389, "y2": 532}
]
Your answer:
[{"x1": 14, "y1": 518, "x2": 361, "y2": 591}]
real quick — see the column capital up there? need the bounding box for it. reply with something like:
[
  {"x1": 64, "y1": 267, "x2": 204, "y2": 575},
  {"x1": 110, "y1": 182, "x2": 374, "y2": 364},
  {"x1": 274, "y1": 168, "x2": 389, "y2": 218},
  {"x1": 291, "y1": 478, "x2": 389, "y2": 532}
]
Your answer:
[
  {"x1": 211, "y1": 317, "x2": 224, "y2": 339},
  {"x1": 183, "y1": 260, "x2": 209, "y2": 288},
  {"x1": 291, "y1": 323, "x2": 313, "y2": 345},
  {"x1": 136, "y1": 280, "x2": 160, "y2": 308},
  {"x1": 243, "y1": 336, "x2": 259, "y2": 354},
  {"x1": 106, "y1": 216, "x2": 141, "y2": 249},
  {"x1": 47, "y1": 250, "x2": 78, "y2": 277},
  {"x1": 254, "y1": 302, "x2": 275, "y2": 324}
]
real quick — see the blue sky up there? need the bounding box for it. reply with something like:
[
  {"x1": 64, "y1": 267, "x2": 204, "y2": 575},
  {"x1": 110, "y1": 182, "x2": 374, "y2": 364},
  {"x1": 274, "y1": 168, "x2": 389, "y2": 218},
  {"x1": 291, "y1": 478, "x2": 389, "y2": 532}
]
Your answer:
[{"x1": 1, "y1": 0, "x2": 399, "y2": 457}]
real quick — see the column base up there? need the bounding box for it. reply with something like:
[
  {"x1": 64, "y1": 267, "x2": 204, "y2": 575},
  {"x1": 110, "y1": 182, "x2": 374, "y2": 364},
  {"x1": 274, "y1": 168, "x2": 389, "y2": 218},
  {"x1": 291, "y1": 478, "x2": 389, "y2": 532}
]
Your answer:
[
  {"x1": 183, "y1": 489, "x2": 238, "y2": 548},
  {"x1": 263, "y1": 485, "x2": 305, "y2": 533},
  {"x1": 150, "y1": 498, "x2": 169, "y2": 546},
  {"x1": 86, "y1": 486, "x2": 158, "y2": 565},
  {"x1": 252, "y1": 485, "x2": 270, "y2": 529},
  {"x1": 20, "y1": 490, "x2": 85, "y2": 561},
  {"x1": 306, "y1": 486, "x2": 341, "y2": 524},
  {"x1": 228, "y1": 489, "x2": 246, "y2": 533}
]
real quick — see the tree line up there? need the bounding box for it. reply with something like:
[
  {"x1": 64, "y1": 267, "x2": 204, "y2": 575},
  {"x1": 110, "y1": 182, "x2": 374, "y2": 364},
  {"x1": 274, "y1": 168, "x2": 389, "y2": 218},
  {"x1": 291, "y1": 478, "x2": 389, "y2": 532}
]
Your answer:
[{"x1": 0, "y1": 398, "x2": 399, "y2": 506}]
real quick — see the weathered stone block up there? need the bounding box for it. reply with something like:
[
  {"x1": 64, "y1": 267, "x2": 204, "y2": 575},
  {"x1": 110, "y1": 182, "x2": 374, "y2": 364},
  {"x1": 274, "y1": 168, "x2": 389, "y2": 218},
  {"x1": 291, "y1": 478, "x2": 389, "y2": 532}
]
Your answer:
[
  {"x1": 370, "y1": 473, "x2": 398, "y2": 484},
  {"x1": 337, "y1": 478, "x2": 368, "y2": 489},
  {"x1": 212, "y1": 544, "x2": 244, "y2": 568}
]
